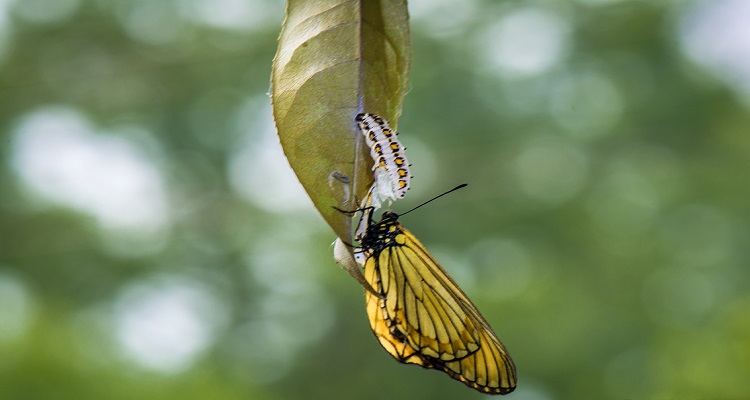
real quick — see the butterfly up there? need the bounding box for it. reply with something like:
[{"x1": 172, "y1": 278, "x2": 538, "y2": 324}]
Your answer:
[{"x1": 356, "y1": 204, "x2": 517, "y2": 394}]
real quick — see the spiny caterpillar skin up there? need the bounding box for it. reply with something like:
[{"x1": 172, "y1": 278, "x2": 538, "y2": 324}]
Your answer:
[{"x1": 356, "y1": 113, "x2": 411, "y2": 199}]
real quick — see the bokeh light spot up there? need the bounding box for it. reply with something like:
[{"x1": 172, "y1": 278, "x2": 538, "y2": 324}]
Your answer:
[
  {"x1": 10, "y1": 0, "x2": 79, "y2": 24},
  {"x1": 642, "y1": 268, "x2": 717, "y2": 327},
  {"x1": 117, "y1": 1, "x2": 185, "y2": 46},
  {"x1": 514, "y1": 135, "x2": 589, "y2": 205},
  {"x1": 468, "y1": 237, "x2": 533, "y2": 300},
  {"x1": 0, "y1": 271, "x2": 34, "y2": 343},
  {"x1": 549, "y1": 70, "x2": 624, "y2": 140},
  {"x1": 114, "y1": 276, "x2": 228, "y2": 373},
  {"x1": 658, "y1": 205, "x2": 735, "y2": 268},
  {"x1": 10, "y1": 107, "x2": 170, "y2": 237},
  {"x1": 179, "y1": 0, "x2": 284, "y2": 32},
  {"x1": 475, "y1": 6, "x2": 571, "y2": 79},
  {"x1": 587, "y1": 161, "x2": 661, "y2": 238},
  {"x1": 678, "y1": 0, "x2": 750, "y2": 102},
  {"x1": 409, "y1": 0, "x2": 479, "y2": 38}
]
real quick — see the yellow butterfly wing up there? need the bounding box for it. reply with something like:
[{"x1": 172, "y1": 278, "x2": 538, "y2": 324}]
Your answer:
[
  {"x1": 362, "y1": 217, "x2": 517, "y2": 394},
  {"x1": 365, "y1": 263, "x2": 422, "y2": 364}
]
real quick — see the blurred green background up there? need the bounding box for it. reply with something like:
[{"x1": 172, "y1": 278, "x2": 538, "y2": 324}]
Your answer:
[{"x1": 2, "y1": 0, "x2": 749, "y2": 399}]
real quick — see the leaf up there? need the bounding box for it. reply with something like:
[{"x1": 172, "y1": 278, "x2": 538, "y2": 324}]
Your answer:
[{"x1": 271, "y1": 0, "x2": 411, "y2": 242}]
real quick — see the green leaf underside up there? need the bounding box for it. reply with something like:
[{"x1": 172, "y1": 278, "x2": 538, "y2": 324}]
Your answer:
[{"x1": 272, "y1": 0, "x2": 411, "y2": 241}]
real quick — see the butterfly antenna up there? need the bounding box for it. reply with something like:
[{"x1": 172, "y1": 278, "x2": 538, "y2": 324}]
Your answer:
[{"x1": 399, "y1": 184, "x2": 467, "y2": 217}]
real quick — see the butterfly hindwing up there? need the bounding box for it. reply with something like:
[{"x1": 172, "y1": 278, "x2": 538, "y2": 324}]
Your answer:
[{"x1": 365, "y1": 260, "x2": 422, "y2": 364}]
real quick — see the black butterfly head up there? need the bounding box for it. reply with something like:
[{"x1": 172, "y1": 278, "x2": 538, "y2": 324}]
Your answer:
[{"x1": 380, "y1": 211, "x2": 400, "y2": 224}]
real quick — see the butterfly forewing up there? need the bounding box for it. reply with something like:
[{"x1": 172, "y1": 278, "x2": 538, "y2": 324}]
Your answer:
[{"x1": 379, "y1": 242, "x2": 480, "y2": 361}]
